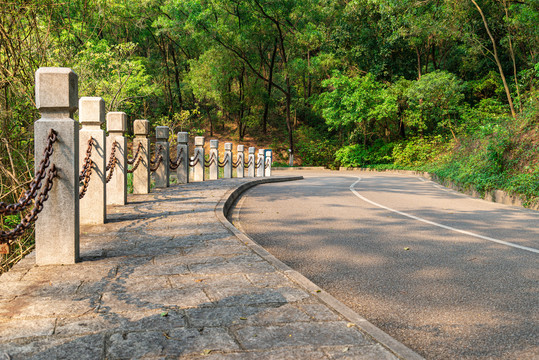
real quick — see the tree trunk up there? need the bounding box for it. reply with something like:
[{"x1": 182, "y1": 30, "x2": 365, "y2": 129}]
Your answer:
[
  {"x1": 262, "y1": 40, "x2": 277, "y2": 134},
  {"x1": 170, "y1": 44, "x2": 183, "y2": 111},
  {"x1": 471, "y1": 0, "x2": 516, "y2": 120},
  {"x1": 503, "y1": 0, "x2": 522, "y2": 113}
]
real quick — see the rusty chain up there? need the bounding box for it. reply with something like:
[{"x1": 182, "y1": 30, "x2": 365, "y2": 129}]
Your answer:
[
  {"x1": 106, "y1": 141, "x2": 119, "y2": 171},
  {"x1": 255, "y1": 158, "x2": 263, "y2": 169},
  {"x1": 189, "y1": 156, "x2": 200, "y2": 167},
  {"x1": 244, "y1": 157, "x2": 253, "y2": 168},
  {"x1": 78, "y1": 137, "x2": 95, "y2": 199},
  {"x1": 150, "y1": 154, "x2": 163, "y2": 172},
  {"x1": 79, "y1": 161, "x2": 93, "y2": 199},
  {"x1": 0, "y1": 129, "x2": 57, "y2": 216},
  {"x1": 169, "y1": 148, "x2": 183, "y2": 170},
  {"x1": 232, "y1": 157, "x2": 242, "y2": 169},
  {"x1": 265, "y1": 159, "x2": 271, "y2": 169},
  {"x1": 205, "y1": 153, "x2": 221, "y2": 168},
  {"x1": 218, "y1": 155, "x2": 229, "y2": 168},
  {"x1": 106, "y1": 154, "x2": 118, "y2": 183},
  {"x1": 1, "y1": 165, "x2": 57, "y2": 242},
  {"x1": 127, "y1": 142, "x2": 142, "y2": 165},
  {"x1": 127, "y1": 151, "x2": 143, "y2": 173},
  {"x1": 150, "y1": 144, "x2": 164, "y2": 166},
  {"x1": 105, "y1": 141, "x2": 120, "y2": 183},
  {"x1": 79, "y1": 138, "x2": 94, "y2": 182}
]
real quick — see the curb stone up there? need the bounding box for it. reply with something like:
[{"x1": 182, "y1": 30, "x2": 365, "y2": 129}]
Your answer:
[{"x1": 216, "y1": 176, "x2": 425, "y2": 360}]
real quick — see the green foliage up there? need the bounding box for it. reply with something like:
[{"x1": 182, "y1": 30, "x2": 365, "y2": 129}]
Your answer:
[
  {"x1": 335, "y1": 141, "x2": 395, "y2": 167},
  {"x1": 404, "y1": 70, "x2": 465, "y2": 137},
  {"x1": 295, "y1": 126, "x2": 338, "y2": 167},
  {"x1": 392, "y1": 136, "x2": 451, "y2": 168},
  {"x1": 73, "y1": 40, "x2": 159, "y2": 115}
]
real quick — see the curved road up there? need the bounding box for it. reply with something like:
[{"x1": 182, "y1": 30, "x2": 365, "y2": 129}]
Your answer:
[{"x1": 231, "y1": 170, "x2": 539, "y2": 360}]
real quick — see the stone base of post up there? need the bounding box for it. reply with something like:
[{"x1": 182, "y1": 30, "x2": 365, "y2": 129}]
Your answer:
[
  {"x1": 264, "y1": 149, "x2": 272, "y2": 177},
  {"x1": 209, "y1": 140, "x2": 218, "y2": 180},
  {"x1": 248, "y1": 147, "x2": 255, "y2": 177},
  {"x1": 154, "y1": 126, "x2": 170, "y2": 188},
  {"x1": 237, "y1": 145, "x2": 244, "y2": 178},
  {"x1": 224, "y1": 143, "x2": 232, "y2": 179},
  {"x1": 256, "y1": 149, "x2": 265, "y2": 177},
  {"x1": 34, "y1": 67, "x2": 80, "y2": 266},
  {"x1": 35, "y1": 119, "x2": 80, "y2": 265},
  {"x1": 79, "y1": 129, "x2": 106, "y2": 224},
  {"x1": 106, "y1": 136, "x2": 127, "y2": 205},
  {"x1": 133, "y1": 137, "x2": 150, "y2": 194},
  {"x1": 193, "y1": 136, "x2": 205, "y2": 182},
  {"x1": 177, "y1": 132, "x2": 189, "y2": 184}
]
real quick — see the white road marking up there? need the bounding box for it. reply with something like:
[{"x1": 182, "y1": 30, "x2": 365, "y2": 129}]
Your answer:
[{"x1": 349, "y1": 177, "x2": 539, "y2": 255}]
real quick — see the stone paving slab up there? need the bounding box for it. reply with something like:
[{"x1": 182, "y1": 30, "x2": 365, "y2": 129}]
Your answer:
[{"x1": 0, "y1": 177, "x2": 421, "y2": 359}]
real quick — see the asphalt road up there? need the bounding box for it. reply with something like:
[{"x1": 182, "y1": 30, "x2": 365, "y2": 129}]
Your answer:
[{"x1": 230, "y1": 170, "x2": 539, "y2": 360}]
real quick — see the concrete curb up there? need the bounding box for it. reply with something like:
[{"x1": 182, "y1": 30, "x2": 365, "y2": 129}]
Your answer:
[{"x1": 215, "y1": 176, "x2": 425, "y2": 360}]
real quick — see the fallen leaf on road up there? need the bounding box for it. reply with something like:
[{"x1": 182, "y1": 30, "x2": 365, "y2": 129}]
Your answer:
[
  {"x1": 347, "y1": 323, "x2": 356, "y2": 328},
  {"x1": 161, "y1": 311, "x2": 168, "y2": 317},
  {"x1": 343, "y1": 347, "x2": 349, "y2": 352},
  {"x1": 201, "y1": 349, "x2": 212, "y2": 355},
  {"x1": 404, "y1": 247, "x2": 410, "y2": 251},
  {"x1": 240, "y1": 317, "x2": 247, "y2": 320}
]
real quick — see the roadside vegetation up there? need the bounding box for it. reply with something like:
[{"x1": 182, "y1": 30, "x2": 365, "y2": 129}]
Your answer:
[{"x1": 1, "y1": 0, "x2": 538, "y2": 272}]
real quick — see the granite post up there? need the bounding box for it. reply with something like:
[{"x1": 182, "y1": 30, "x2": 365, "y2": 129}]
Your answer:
[
  {"x1": 209, "y1": 140, "x2": 219, "y2": 180},
  {"x1": 154, "y1": 126, "x2": 170, "y2": 188},
  {"x1": 257, "y1": 149, "x2": 265, "y2": 177},
  {"x1": 247, "y1": 147, "x2": 255, "y2": 177},
  {"x1": 223, "y1": 142, "x2": 233, "y2": 179},
  {"x1": 176, "y1": 132, "x2": 189, "y2": 184},
  {"x1": 34, "y1": 67, "x2": 79, "y2": 265},
  {"x1": 264, "y1": 149, "x2": 272, "y2": 177},
  {"x1": 236, "y1": 145, "x2": 244, "y2": 178},
  {"x1": 106, "y1": 112, "x2": 127, "y2": 205},
  {"x1": 132, "y1": 119, "x2": 150, "y2": 194},
  {"x1": 193, "y1": 136, "x2": 205, "y2": 182},
  {"x1": 79, "y1": 97, "x2": 106, "y2": 225}
]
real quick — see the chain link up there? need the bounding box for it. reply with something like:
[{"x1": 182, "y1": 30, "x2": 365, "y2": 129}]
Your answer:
[
  {"x1": 169, "y1": 148, "x2": 184, "y2": 170},
  {"x1": 127, "y1": 151, "x2": 143, "y2": 173},
  {"x1": 105, "y1": 141, "x2": 120, "y2": 183},
  {"x1": 106, "y1": 141, "x2": 118, "y2": 171},
  {"x1": 189, "y1": 156, "x2": 200, "y2": 167},
  {"x1": 150, "y1": 154, "x2": 164, "y2": 172},
  {"x1": 255, "y1": 158, "x2": 263, "y2": 169},
  {"x1": 127, "y1": 142, "x2": 143, "y2": 165},
  {"x1": 244, "y1": 157, "x2": 253, "y2": 168},
  {"x1": 218, "y1": 154, "x2": 229, "y2": 168},
  {"x1": 232, "y1": 157, "x2": 242, "y2": 169},
  {"x1": 150, "y1": 144, "x2": 164, "y2": 166},
  {"x1": 1, "y1": 165, "x2": 57, "y2": 242},
  {"x1": 0, "y1": 129, "x2": 57, "y2": 216},
  {"x1": 79, "y1": 138, "x2": 94, "y2": 181}
]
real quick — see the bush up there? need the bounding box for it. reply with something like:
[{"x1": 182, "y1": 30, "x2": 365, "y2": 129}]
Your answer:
[
  {"x1": 295, "y1": 126, "x2": 339, "y2": 167},
  {"x1": 335, "y1": 140, "x2": 395, "y2": 167},
  {"x1": 392, "y1": 136, "x2": 450, "y2": 167}
]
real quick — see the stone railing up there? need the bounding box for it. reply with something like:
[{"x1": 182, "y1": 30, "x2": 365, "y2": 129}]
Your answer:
[{"x1": 0, "y1": 67, "x2": 273, "y2": 265}]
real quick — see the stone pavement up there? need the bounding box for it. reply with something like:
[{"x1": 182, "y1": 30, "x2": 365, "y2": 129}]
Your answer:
[{"x1": 0, "y1": 176, "x2": 422, "y2": 359}]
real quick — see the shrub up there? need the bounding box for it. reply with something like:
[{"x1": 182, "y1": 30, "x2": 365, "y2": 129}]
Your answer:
[{"x1": 392, "y1": 136, "x2": 450, "y2": 167}]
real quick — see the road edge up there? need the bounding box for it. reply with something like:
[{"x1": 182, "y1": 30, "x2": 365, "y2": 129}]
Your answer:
[
  {"x1": 273, "y1": 167, "x2": 539, "y2": 211},
  {"x1": 214, "y1": 176, "x2": 425, "y2": 360}
]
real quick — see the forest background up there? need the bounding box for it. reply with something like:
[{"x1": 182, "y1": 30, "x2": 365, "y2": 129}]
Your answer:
[{"x1": 1, "y1": 0, "x2": 538, "y2": 268}]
